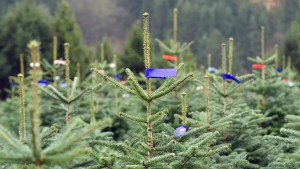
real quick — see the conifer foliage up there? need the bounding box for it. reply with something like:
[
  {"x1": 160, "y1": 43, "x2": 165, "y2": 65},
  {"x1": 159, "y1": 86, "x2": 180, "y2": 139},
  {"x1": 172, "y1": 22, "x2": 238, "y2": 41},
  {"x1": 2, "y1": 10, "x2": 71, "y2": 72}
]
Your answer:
[{"x1": 0, "y1": 5, "x2": 300, "y2": 169}]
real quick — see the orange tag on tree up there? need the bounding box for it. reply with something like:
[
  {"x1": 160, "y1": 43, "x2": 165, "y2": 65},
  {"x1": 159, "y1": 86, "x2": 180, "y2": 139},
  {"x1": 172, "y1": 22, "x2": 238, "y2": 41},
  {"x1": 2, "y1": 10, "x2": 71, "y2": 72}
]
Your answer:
[
  {"x1": 252, "y1": 64, "x2": 265, "y2": 69},
  {"x1": 162, "y1": 54, "x2": 177, "y2": 61}
]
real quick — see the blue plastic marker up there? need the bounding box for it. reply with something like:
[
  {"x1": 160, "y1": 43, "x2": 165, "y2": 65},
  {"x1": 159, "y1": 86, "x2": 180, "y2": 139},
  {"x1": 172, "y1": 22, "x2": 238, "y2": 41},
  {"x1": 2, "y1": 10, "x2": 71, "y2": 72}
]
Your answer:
[
  {"x1": 61, "y1": 82, "x2": 67, "y2": 88},
  {"x1": 222, "y1": 73, "x2": 240, "y2": 84},
  {"x1": 207, "y1": 67, "x2": 218, "y2": 73},
  {"x1": 276, "y1": 68, "x2": 282, "y2": 73},
  {"x1": 174, "y1": 125, "x2": 187, "y2": 137},
  {"x1": 38, "y1": 79, "x2": 48, "y2": 86},
  {"x1": 145, "y1": 68, "x2": 176, "y2": 78},
  {"x1": 114, "y1": 75, "x2": 121, "y2": 81},
  {"x1": 10, "y1": 82, "x2": 16, "y2": 87}
]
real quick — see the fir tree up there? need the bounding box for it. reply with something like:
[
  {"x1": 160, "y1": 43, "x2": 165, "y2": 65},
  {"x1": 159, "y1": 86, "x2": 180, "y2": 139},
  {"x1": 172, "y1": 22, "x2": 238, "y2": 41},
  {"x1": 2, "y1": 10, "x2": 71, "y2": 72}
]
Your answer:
[
  {"x1": 52, "y1": 0, "x2": 87, "y2": 78},
  {"x1": 0, "y1": 0, "x2": 52, "y2": 93},
  {"x1": 89, "y1": 12, "x2": 202, "y2": 168},
  {"x1": 284, "y1": 7, "x2": 300, "y2": 72},
  {"x1": 247, "y1": 27, "x2": 300, "y2": 134},
  {"x1": 0, "y1": 40, "x2": 111, "y2": 169}
]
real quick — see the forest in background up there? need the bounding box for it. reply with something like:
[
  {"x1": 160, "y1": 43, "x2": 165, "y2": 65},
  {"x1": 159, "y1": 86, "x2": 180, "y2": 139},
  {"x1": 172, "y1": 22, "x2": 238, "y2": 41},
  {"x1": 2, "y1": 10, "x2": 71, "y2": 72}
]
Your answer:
[{"x1": 0, "y1": 0, "x2": 300, "y2": 97}]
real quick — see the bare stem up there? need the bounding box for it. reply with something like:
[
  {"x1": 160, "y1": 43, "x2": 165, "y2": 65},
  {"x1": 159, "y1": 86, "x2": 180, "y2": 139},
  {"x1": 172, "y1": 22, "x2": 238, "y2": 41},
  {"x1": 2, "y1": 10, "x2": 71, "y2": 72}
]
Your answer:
[
  {"x1": 221, "y1": 43, "x2": 227, "y2": 116},
  {"x1": 275, "y1": 44, "x2": 278, "y2": 68},
  {"x1": 173, "y1": 8, "x2": 178, "y2": 66},
  {"x1": 222, "y1": 43, "x2": 227, "y2": 74},
  {"x1": 261, "y1": 26, "x2": 265, "y2": 80},
  {"x1": 28, "y1": 41, "x2": 41, "y2": 161},
  {"x1": 113, "y1": 55, "x2": 119, "y2": 114},
  {"x1": 20, "y1": 54, "x2": 25, "y2": 76},
  {"x1": 113, "y1": 54, "x2": 117, "y2": 74},
  {"x1": 18, "y1": 74, "x2": 26, "y2": 144},
  {"x1": 101, "y1": 43, "x2": 104, "y2": 62},
  {"x1": 173, "y1": 8, "x2": 178, "y2": 48},
  {"x1": 77, "y1": 63, "x2": 80, "y2": 85},
  {"x1": 207, "y1": 53, "x2": 211, "y2": 68},
  {"x1": 53, "y1": 36, "x2": 57, "y2": 79},
  {"x1": 228, "y1": 38, "x2": 233, "y2": 74},
  {"x1": 143, "y1": 12, "x2": 154, "y2": 158},
  {"x1": 143, "y1": 13, "x2": 150, "y2": 68},
  {"x1": 64, "y1": 43, "x2": 71, "y2": 124}
]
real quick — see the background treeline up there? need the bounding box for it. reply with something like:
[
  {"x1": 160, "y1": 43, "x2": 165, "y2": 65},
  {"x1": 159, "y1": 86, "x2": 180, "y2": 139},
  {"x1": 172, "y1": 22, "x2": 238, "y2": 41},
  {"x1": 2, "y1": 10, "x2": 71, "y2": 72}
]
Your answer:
[{"x1": 0, "y1": 0, "x2": 300, "y2": 98}]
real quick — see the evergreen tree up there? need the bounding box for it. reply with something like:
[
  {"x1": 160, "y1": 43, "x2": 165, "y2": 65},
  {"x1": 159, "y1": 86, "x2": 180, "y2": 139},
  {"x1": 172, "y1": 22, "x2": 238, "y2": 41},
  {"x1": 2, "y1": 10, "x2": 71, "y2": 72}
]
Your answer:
[
  {"x1": 284, "y1": 11, "x2": 300, "y2": 72},
  {"x1": 0, "y1": 41, "x2": 111, "y2": 168},
  {"x1": 0, "y1": 0, "x2": 52, "y2": 96},
  {"x1": 52, "y1": 0, "x2": 87, "y2": 77},
  {"x1": 265, "y1": 114, "x2": 300, "y2": 168},
  {"x1": 94, "y1": 37, "x2": 114, "y2": 63}
]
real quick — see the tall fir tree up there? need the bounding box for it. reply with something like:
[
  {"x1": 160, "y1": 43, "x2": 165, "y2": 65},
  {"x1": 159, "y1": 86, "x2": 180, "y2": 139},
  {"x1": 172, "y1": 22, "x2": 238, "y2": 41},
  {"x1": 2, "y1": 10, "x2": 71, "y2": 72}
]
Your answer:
[
  {"x1": 284, "y1": 11, "x2": 300, "y2": 73},
  {"x1": 0, "y1": 0, "x2": 52, "y2": 96},
  {"x1": 52, "y1": 0, "x2": 87, "y2": 78}
]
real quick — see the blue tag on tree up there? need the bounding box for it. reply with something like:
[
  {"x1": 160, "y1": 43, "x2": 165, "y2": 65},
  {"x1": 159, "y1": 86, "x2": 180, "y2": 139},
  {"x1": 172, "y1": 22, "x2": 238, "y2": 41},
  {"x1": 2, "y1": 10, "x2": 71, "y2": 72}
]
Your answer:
[
  {"x1": 207, "y1": 67, "x2": 218, "y2": 73},
  {"x1": 114, "y1": 75, "x2": 121, "y2": 81},
  {"x1": 38, "y1": 79, "x2": 48, "y2": 86},
  {"x1": 10, "y1": 82, "x2": 16, "y2": 87},
  {"x1": 61, "y1": 82, "x2": 67, "y2": 88},
  {"x1": 276, "y1": 68, "x2": 282, "y2": 73},
  {"x1": 174, "y1": 125, "x2": 187, "y2": 137},
  {"x1": 145, "y1": 68, "x2": 176, "y2": 78},
  {"x1": 222, "y1": 73, "x2": 240, "y2": 84}
]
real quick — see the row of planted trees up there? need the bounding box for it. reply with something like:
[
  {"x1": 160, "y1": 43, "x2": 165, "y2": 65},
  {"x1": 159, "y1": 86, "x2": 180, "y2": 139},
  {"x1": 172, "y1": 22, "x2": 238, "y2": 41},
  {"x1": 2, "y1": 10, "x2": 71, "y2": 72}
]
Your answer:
[{"x1": 0, "y1": 9, "x2": 299, "y2": 169}]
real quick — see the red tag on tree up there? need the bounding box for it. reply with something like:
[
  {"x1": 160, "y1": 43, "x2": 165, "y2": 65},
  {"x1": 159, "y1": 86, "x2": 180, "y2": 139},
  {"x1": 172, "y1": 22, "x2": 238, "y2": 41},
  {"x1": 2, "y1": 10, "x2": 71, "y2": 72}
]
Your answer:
[
  {"x1": 252, "y1": 64, "x2": 265, "y2": 69},
  {"x1": 162, "y1": 54, "x2": 177, "y2": 61}
]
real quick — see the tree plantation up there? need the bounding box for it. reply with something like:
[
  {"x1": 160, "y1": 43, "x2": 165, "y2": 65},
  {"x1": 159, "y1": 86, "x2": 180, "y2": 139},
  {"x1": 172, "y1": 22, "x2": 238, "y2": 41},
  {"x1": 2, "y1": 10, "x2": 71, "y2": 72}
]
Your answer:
[{"x1": 0, "y1": 0, "x2": 300, "y2": 169}]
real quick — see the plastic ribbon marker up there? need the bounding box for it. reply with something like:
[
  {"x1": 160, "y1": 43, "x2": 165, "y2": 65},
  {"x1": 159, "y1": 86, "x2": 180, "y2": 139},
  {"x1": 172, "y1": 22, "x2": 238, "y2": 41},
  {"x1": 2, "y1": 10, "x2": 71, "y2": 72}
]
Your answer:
[
  {"x1": 54, "y1": 60, "x2": 66, "y2": 65},
  {"x1": 109, "y1": 63, "x2": 116, "y2": 68},
  {"x1": 276, "y1": 68, "x2": 282, "y2": 73},
  {"x1": 162, "y1": 54, "x2": 177, "y2": 61},
  {"x1": 145, "y1": 68, "x2": 176, "y2": 78},
  {"x1": 37, "y1": 79, "x2": 48, "y2": 86},
  {"x1": 61, "y1": 82, "x2": 67, "y2": 88},
  {"x1": 174, "y1": 125, "x2": 187, "y2": 137},
  {"x1": 120, "y1": 80, "x2": 126, "y2": 84},
  {"x1": 10, "y1": 82, "x2": 16, "y2": 87},
  {"x1": 252, "y1": 64, "x2": 265, "y2": 69},
  {"x1": 30, "y1": 62, "x2": 40, "y2": 68},
  {"x1": 207, "y1": 67, "x2": 218, "y2": 73},
  {"x1": 114, "y1": 75, "x2": 121, "y2": 81},
  {"x1": 222, "y1": 73, "x2": 240, "y2": 84}
]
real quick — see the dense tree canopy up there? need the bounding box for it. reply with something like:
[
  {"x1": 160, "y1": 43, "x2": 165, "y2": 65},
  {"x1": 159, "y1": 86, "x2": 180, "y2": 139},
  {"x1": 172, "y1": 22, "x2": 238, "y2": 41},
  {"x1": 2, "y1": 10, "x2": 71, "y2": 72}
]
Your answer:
[
  {"x1": 0, "y1": 0, "x2": 52, "y2": 97},
  {"x1": 0, "y1": 0, "x2": 300, "y2": 98},
  {"x1": 284, "y1": 14, "x2": 300, "y2": 73}
]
